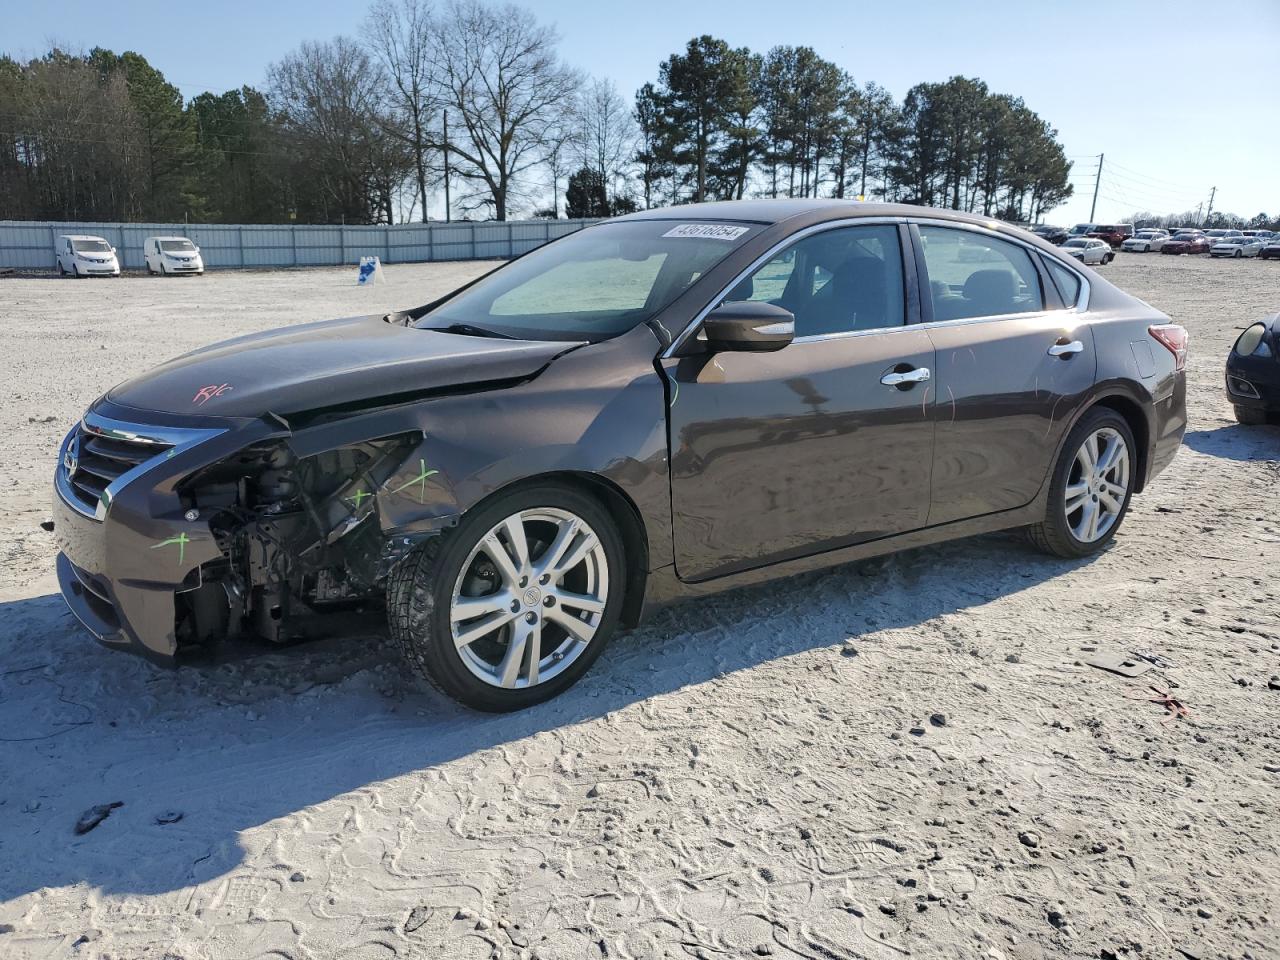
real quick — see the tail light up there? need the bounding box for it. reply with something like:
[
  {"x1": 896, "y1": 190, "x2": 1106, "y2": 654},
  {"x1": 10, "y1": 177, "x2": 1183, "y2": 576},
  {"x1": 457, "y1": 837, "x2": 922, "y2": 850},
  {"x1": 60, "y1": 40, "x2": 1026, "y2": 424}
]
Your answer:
[{"x1": 1149, "y1": 324, "x2": 1188, "y2": 372}]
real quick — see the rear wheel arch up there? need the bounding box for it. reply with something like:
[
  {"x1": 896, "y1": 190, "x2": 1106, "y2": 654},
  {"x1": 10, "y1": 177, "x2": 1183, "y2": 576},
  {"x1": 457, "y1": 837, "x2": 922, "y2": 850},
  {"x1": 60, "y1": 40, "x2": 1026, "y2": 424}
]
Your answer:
[
  {"x1": 1084, "y1": 393, "x2": 1151, "y2": 494},
  {"x1": 1039, "y1": 388, "x2": 1153, "y2": 499}
]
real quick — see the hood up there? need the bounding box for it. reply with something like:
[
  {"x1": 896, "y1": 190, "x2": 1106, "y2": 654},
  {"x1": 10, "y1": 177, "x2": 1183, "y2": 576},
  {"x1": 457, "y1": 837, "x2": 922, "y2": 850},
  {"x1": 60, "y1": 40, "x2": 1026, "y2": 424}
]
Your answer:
[{"x1": 107, "y1": 314, "x2": 581, "y2": 420}]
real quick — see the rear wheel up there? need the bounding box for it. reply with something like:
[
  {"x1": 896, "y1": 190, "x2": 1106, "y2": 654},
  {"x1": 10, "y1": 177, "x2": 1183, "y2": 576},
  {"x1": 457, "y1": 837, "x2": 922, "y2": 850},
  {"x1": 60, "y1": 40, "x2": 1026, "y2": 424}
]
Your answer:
[
  {"x1": 387, "y1": 483, "x2": 626, "y2": 711},
  {"x1": 1234, "y1": 405, "x2": 1267, "y2": 426},
  {"x1": 1028, "y1": 408, "x2": 1135, "y2": 558}
]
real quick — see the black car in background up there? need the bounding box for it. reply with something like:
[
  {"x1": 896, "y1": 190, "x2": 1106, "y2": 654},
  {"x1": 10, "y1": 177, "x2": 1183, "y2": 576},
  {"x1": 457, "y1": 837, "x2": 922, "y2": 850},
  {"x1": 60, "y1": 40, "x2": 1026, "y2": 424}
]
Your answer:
[
  {"x1": 1031, "y1": 224, "x2": 1069, "y2": 245},
  {"x1": 1259, "y1": 238, "x2": 1280, "y2": 260},
  {"x1": 1226, "y1": 315, "x2": 1280, "y2": 425}
]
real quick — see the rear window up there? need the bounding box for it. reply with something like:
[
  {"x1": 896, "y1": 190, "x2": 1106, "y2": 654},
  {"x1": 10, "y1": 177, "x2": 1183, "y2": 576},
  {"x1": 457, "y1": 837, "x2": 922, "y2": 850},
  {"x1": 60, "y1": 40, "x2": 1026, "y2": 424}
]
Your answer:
[{"x1": 919, "y1": 226, "x2": 1043, "y2": 321}]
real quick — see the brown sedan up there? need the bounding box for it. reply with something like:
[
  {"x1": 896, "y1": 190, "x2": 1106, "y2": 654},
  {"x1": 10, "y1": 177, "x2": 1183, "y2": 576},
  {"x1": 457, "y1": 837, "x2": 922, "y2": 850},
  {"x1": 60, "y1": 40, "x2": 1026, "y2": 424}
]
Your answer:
[{"x1": 52, "y1": 201, "x2": 1188, "y2": 710}]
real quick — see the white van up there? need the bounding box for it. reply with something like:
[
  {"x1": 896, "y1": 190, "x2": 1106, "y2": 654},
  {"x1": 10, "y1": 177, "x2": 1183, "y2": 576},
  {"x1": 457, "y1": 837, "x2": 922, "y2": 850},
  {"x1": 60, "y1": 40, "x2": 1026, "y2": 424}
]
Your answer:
[
  {"x1": 144, "y1": 236, "x2": 204, "y2": 275},
  {"x1": 55, "y1": 235, "x2": 121, "y2": 277}
]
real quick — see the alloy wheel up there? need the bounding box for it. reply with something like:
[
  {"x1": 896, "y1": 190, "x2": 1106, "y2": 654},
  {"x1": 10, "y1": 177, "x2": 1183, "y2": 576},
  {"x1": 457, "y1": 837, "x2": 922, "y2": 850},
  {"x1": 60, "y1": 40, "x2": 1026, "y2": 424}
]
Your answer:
[
  {"x1": 449, "y1": 508, "x2": 609, "y2": 689},
  {"x1": 1064, "y1": 427, "x2": 1130, "y2": 543}
]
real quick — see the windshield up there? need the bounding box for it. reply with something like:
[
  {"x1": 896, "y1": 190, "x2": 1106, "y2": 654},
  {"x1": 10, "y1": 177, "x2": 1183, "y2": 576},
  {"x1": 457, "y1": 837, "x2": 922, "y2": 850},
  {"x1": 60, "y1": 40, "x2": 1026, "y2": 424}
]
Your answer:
[
  {"x1": 1070, "y1": 224, "x2": 1094, "y2": 234},
  {"x1": 71, "y1": 239, "x2": 111, "y2": 253},
  {"x1": 417, "y1": 219, "x2": 762, "y2": 341},
  {"x1": 160, "y1": 239, "x2": 196, "y2": 252},
  {"x1": 1063, "y1": 239, "x2": 1087, "y2": 247}
]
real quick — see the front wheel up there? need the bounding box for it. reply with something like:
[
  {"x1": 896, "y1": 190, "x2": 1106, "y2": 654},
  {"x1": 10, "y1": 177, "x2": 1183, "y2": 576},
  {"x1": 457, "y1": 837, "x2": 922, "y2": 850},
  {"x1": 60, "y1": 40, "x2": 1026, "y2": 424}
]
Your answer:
[
  {"x1": 387, "y1": 483, "x2": 626, "y2": 711},
  {"x1": 1234, "y1": 249, "x2": 1243, "y2": 259},
  {"x1": 1028, "y1": 408, "x2": 1135, "y2": 558}
]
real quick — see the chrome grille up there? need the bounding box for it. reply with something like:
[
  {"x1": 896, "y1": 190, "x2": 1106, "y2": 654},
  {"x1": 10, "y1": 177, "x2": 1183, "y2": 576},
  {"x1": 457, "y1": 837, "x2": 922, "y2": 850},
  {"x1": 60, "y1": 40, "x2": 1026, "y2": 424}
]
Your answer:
[
  {"x1": 62, "y1": 422, "x2": 173, "y2": 515},
  {"x1": 56, "y1": 413, "x2": 227, "y2": 520}
]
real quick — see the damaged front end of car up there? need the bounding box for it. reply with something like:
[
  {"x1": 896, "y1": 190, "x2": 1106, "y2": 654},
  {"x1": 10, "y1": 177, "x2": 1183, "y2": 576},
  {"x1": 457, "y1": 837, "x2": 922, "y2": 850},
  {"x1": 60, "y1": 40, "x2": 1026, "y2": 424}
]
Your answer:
[{"x1": 53, "y1": 403, "x2": 461, "y2": 662}]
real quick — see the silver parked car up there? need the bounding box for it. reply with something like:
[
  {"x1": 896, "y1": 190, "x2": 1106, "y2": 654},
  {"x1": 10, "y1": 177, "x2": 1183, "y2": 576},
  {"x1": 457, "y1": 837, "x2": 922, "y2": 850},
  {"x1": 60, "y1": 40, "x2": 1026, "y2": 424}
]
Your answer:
[
  {"x1": 1121, "y1": 230, "x2": 1169, "y2": 253},
  {"x1": 1061, "y1": 237, "x2": 1113, "y2": 265}
]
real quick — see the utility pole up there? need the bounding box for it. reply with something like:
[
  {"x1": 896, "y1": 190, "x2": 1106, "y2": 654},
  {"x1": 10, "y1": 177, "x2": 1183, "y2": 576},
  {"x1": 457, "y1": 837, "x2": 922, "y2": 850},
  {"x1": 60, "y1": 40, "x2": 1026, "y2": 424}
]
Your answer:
[
  {"x1": 442, "y1": 110, "x2": 452, "y2": 224},
  {"x1": 1089, "y1": 153, "x2": 1104, "y2": 222},
  {"x1": 1204, "y1": 186, "x2": 1216, "y2": 226}
]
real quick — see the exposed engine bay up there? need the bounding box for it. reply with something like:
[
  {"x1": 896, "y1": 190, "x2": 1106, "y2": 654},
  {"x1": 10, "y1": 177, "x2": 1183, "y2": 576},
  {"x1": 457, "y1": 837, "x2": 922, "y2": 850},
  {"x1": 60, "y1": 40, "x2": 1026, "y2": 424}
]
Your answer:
[{"x1": 174, "y1": 434, "x2": 422, "y2": 654}]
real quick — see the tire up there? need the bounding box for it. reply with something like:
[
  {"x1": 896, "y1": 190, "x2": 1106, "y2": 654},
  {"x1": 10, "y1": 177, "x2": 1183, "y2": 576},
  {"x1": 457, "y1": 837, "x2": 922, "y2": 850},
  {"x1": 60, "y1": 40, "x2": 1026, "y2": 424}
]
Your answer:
[
  {"x1": 1103, "y1": 253, "x2": 1114, "y2": 264},
  {"x1": 387, "y1": 483, "x2": 627, "y2": 711},
  {"x1": 58, "y1": 261, "x2": 66, "y2": 276},
  {"x1": 1234, "y1": 249, "x2": 1243, "y2": 259},
  {"x1": 73, "y1": 264, "x2": 81, "y2": 278},
  {"x1": 1234, "y1": 405, "x2": 1267, "y2": 426},
  {"x1": 1027, "y1": 408, "x2": 1136, "y2": 559}
]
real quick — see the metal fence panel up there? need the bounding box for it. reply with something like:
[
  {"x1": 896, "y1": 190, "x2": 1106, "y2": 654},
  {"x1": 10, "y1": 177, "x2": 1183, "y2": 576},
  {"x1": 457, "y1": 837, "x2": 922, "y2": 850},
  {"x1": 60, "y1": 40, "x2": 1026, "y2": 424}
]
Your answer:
[{"x1": 0, "y1": 218, "x2": 600, "y2": 271}]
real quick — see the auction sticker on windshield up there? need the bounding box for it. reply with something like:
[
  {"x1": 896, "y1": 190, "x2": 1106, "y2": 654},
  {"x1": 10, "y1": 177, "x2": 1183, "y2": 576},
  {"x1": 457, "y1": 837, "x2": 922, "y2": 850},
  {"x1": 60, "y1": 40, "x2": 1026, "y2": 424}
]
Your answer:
[{"x1": 662, "y1": 224, "x2": 751, "y2": 241}]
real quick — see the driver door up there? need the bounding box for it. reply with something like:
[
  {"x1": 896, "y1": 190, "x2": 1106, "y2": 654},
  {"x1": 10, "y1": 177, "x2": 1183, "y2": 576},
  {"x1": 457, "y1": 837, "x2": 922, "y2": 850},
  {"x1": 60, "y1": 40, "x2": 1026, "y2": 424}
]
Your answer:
[{"x1": 663, "y1": 223, "x2": 936, "y2": 582}]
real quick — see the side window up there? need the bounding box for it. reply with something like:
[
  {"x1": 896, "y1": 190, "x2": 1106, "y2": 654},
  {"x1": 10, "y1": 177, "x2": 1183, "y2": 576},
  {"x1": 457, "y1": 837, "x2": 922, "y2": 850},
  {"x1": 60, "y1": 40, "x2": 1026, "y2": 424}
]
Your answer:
[
  {"x1": 725, "y1": 224, "x2": 905, "y2": 337},
  {"x1": 918, "y1": 226, "x2": 1044, "y2": 321},
  {"x1": 1047, "y1": 260, "x2": 1082, "y2": 306}
]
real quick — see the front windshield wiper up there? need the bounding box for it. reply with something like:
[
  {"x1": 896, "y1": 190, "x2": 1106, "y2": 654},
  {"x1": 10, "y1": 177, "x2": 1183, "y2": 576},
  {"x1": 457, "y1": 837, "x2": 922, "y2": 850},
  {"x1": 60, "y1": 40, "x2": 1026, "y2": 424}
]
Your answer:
[{"x1": 419, "y1": 322, "x2": 516, "y2": 340}]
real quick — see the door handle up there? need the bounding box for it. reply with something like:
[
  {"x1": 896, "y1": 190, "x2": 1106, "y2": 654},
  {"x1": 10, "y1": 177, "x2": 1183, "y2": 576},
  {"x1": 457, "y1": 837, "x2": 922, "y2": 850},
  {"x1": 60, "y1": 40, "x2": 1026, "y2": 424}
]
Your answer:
[
  {"x1": 1048, "y1": 339, "x2": 1084, "y2": 358},
  {"x1": 880, "y1": 366, "x2": 931, "y2": 386}
]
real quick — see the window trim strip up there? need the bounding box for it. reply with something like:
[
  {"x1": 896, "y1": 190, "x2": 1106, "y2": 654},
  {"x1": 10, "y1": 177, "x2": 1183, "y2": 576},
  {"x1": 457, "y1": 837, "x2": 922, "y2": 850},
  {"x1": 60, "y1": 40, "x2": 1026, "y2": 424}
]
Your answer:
[{"x1": 663, "y1": 215, "x2": 1091, "y2": 357}]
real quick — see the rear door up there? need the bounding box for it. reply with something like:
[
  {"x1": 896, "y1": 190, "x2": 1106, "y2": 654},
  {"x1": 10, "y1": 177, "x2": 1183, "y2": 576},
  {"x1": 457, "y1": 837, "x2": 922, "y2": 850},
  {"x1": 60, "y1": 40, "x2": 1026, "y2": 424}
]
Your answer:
[
  {"x1": 664, "y1": 222, "x2": 936, "y2": 582},
  {"x1": 913, "y1": 223, "x2": 1096, "y2": 525}
]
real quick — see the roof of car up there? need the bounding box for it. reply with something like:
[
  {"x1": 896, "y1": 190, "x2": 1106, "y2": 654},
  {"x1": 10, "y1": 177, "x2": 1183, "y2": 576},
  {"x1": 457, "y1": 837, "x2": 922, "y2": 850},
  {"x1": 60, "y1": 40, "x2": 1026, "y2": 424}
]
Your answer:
[
  {"x1": 614, "y1": 198, "x2": 1025, "y2": 229},
  {"x1": 57, "y1": 234, "x2": 109, "y2": 240},
  {"x1": 147, "y1": 235, "x2": 194, "y2": 240}
]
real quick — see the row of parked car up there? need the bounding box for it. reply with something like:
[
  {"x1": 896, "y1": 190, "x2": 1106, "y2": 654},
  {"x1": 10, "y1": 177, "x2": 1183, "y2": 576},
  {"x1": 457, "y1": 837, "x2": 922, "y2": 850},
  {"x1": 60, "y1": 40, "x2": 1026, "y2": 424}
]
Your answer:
[
  {"x1": 1029, "y1": 222, "x2": 1280, "y2": 263},
  {"x1": 54, "y1": 234, "x2": 205, "y2": 277}
]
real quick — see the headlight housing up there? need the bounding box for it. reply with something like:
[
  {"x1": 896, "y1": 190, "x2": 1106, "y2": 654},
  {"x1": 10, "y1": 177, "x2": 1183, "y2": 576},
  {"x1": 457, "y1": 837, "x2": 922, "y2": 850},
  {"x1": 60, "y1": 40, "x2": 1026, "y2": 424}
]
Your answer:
[{"x1": 1234, "y1": 323, "x2": 1271, "y2": 358}]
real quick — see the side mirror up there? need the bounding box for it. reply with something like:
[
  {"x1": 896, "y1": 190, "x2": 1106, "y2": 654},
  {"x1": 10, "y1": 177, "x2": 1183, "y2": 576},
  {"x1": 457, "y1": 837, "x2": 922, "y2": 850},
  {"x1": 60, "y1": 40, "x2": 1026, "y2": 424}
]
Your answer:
[{"x1": 701, "y1": 300, "x2": 795, "y2": 353}]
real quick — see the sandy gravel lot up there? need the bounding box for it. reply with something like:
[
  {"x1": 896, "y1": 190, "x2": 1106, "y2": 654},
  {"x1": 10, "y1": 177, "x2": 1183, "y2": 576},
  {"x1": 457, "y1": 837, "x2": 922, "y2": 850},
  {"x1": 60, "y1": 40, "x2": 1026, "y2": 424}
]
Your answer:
[{"x1": 1, "y1": 254, "x2": 1278, "y2": 960}]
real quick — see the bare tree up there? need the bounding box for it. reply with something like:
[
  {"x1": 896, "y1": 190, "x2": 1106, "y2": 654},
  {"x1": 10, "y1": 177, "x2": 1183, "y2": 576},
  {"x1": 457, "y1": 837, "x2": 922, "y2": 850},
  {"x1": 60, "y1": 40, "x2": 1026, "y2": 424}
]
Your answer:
[
  {"x1": 542, "y1": 117, "x2": 579, "y2": 218},
  {"x1": 428, "y1": 0, "x2": 580, "y2": 220},
  {"x1": 363, "y1": 0, "x2": 436, "y2": 221},
  {"x1": 575, "y1": 76, "x2": 636, "y2": 201},
  {"x1": 269, "y1": 37, "x2": 411, "y2": 223},
  {"x1": 4, "y1": 51, "x2": 145, "y2": 220}
]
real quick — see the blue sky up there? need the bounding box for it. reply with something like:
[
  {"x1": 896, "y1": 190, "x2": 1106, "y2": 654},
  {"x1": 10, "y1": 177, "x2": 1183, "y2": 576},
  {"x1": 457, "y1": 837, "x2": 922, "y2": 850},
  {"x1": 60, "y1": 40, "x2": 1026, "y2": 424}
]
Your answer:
[{"x1": 5, "y1": 0, "x2": 1278, "y2": 224}]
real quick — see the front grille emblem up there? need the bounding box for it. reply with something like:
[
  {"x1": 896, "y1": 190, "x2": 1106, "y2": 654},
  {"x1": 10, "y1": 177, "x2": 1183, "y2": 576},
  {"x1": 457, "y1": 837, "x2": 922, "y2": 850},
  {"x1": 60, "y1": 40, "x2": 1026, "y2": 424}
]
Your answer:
[{"x1": 63, "y1": 439, "x2": 79, "y2": 476}]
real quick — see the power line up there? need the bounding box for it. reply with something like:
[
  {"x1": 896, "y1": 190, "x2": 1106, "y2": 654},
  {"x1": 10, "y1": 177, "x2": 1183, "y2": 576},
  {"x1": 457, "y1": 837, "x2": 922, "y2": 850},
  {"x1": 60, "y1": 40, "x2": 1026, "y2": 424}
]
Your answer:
[{"x1": 1105, "y1": 159, "x2": 1202, "y2": 193}]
